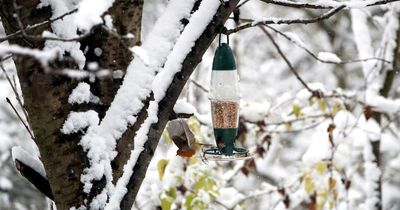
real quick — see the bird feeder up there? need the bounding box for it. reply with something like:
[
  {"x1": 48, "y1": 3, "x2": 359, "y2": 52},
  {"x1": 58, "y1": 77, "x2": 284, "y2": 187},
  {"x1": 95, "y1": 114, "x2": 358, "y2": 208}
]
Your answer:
[{"x1": 202, "y1": 38, "x2": 250, "y2": 161}]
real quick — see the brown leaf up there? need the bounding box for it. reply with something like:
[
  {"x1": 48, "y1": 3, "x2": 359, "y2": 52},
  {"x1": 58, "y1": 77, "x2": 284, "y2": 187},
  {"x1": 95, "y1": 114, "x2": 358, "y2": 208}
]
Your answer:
[
  {"x1": 329, "y1": 177, "x2": 336, "y2": 190},
  {"x1": 262, "y1": 134, "x2": 272, "y2": 144},
  {"x1": 256, "y1": 145, "x2": 266, "y2": 158},
  {"x1": 278, "y1": 187, "x2": 285, "y2": 196},
  {"x1": 327, "y1": 124, "x2": 336, "y2": 133},
  {"x1": 247, "y1": 159, "x2": 256, "y2": 169},
  {"x1": 345, "y1": 180, "x2": 351, "y2": 190},
  {"x1": 364, "y1": 106, "x2": 373, "y2": 120},
  {"x1": 241, "y1": 167, "x2": 249, "y2": 177},
  {"x1": 283, "y1": 195, "x2": 290, "y2": 208},
  {"x1": 309, "y1": 193, "x2": 317, "y2": 210}
]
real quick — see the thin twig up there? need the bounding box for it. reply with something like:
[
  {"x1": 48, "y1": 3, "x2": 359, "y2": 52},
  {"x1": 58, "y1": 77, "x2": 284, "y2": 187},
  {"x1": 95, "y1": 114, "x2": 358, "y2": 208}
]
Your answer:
[
  {"x1": 189, "y1": 79, "x2": 209, "y2": 92},
  {"x1": 258, "y1": 0, "x2": 400, "y2": 9},
  {"x1": 0, "y1": 55, "x2": 13, "y2": 63},
  {"x1": 265, "y1": 25, "x2": 391, "y2": 64},
  {"x1": 0, "y1": 65, "x2": 30, "y2": 126},
  {"x1": 5, "y1": 97, "x2": 35, "y2": 140},
  {"x1": 0, "y1": 9, "x2": 78, "y2": 43},
  {"x1": 12, "y1": 0, "x2": 27, "y2": 36},
  {"x1": 245, "y1": 114, "x2": 327, "y2": 126},
  {"x1": 237, "y1": 0, "x2": 250, "y2": 8},
  {"x1": 225, "y1": 6, "x2": 345, "y2": 35},
  {"x1": 259, "y1": 25, "x2": 313, "y2": 93}
]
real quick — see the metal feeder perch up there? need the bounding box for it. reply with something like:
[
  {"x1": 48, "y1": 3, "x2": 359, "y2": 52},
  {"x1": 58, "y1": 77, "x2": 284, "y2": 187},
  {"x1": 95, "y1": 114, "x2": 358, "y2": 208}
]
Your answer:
[{"x1": 202, "y1": 38, "x2": 251, "y2": 161}]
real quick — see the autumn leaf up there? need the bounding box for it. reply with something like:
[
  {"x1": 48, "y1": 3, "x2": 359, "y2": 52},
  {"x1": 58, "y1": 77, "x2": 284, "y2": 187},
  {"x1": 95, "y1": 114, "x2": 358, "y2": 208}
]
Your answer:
[
  {"x1": 241, "y1": 167, "x2": 249, "y2": 177},
  {"x1": 309, "y1": 193, "x2": 317, "y2": 210},
  {"x1": 364, "y1": 106, "x2": 373, "y2": 120},
  {"x1": 314, "y1": 161, "x2": 328, "y2": 175},
  {"x1": 329, "y1": 177, "x2": 336, "y2": 190},
  {"x1": 304, "y1": 176, "x2": 315, "y2": 193},
  {"x1": 327, "y1": 124, "x2": 336, "y2": 133}
]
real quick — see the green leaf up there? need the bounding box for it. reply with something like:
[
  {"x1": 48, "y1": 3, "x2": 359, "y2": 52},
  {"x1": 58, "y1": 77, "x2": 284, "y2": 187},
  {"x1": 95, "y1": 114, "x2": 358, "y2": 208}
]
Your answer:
[
  {"x1": 161, "y1": 198, "x2": 172, "y2": 210},
  {"x1": 162, "y1": 130, "x2": 173, "y2": 144},
  {"x1": 188, "y1": 117, "x2": 202, "y2": 141},
  {"x1": 157, "y1": 159, "x2": 169, "y2": 181},
  {"x1": 160, "y1": 187, "x2": 177, "y2": 210},
  {"x1": 318, "y1": 99, "x2": 327, "y2": 111},
  {"x1": 292, "y1": 104, "x2": 302, "y2": 117},
  {"x1": 185, "y1": 193, "x2": 195, "y2": 210}
]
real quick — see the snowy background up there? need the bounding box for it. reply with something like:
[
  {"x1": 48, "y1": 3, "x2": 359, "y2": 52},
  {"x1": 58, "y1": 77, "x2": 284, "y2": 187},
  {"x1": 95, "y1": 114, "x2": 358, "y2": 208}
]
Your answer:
[{"x1": 1, "y1": 0, "x2": 400, "y2": 210}]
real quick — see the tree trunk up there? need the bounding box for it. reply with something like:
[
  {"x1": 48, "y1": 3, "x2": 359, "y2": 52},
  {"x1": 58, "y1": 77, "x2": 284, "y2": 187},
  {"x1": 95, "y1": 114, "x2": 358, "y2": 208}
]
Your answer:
[{"x1": 0, "y1": 0, "x2": 143, "y2": 208}]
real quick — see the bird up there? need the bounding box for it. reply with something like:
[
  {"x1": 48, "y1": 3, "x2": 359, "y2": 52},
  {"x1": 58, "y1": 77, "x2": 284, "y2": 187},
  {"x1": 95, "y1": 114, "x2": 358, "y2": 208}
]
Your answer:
[{"x1": 167, "y1": 119, "x2": 197, "y2": 157}]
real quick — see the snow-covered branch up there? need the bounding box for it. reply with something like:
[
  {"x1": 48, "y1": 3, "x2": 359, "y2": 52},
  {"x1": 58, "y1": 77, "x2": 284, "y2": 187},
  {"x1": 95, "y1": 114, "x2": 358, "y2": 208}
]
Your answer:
[
  {"x1": 225, "y1": 6, "x2": 345, "y2": 35},
  {"x1": 259, "y1": 0, "x2": 400, "y2": 9}
]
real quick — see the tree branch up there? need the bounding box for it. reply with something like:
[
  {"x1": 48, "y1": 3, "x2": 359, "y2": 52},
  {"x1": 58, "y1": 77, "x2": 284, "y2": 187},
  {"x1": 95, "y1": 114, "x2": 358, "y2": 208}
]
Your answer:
[
  {"x1": 14, "y1": 159, "x2": 53, "y2": 200},
  {"x1": 259, "y1": 25, "x2": 313, "y2": 93},
  {"x1": 265, "y1": 25, "x2": 391, "y2": 64},
  {"x1": 119, "y1": 0, "x2": 240, "y2": 208},
  {"x1": 258, "y1": 0, "x2": 400, "y2": 9},
  {"x1": 225, "y1": 6, "x2": 345, "y2": 35},
  {"x1": 0, "y1": 9, "x2": 78, "y2": 43}
]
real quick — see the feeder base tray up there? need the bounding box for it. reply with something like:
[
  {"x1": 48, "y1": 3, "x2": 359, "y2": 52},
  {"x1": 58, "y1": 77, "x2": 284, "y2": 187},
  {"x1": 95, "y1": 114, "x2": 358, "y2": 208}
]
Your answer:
[{"x1": 201, "y1": 147, "x2": 253, "y2": 161}]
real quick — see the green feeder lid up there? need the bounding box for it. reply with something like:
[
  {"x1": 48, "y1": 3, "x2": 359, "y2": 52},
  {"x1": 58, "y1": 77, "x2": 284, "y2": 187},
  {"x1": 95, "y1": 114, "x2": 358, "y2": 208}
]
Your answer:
[{"x1": 212, "y1": 43, "x2": 236, "y2": 70}]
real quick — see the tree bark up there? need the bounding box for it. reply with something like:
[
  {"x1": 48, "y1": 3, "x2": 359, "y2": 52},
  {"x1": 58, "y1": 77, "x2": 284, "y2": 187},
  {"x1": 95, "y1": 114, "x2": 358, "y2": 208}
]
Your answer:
[{"x1": 0, "y1": 0, "x2": 143, "y2": 209}]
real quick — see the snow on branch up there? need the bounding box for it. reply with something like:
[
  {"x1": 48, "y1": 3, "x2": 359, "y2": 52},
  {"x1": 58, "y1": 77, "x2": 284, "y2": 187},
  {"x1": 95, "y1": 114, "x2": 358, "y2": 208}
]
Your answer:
[
  {"x1": 0, "y1": 44, "x2": 59, "y2": 67},
  {"x1": 68, "y1": 82, "x2": 101, "y2": 105},
  {"x1": 61, "y1": 111, "x2": 100, "y2": 135},
  {"x1": 12, "y1": 146, "x2": 46, "y2": 178},
  {"x1": 225, "y1": 6, "x2": 345, "y2": 35},
  {"x1": 265, "y1": 25, "x2": 391, "y2": 64},
  {"x1": 0, "y1": 9, "x2": 78, "y2": 43},
  {"x1": 11, "y1": 147, "x2": 53, "y2": 199},
  {"x1": 259, "y1": 0, "x2": 400, "y2": 9},
  {"x1": 105, "y1": 0, "x2": 222, "y2": 208},
  {"x1": 75, "y1": 0, "x2": 115, "y2": 31},
  {"x1": 73, "y1": 0, "x2": 196, "y2": 208}
]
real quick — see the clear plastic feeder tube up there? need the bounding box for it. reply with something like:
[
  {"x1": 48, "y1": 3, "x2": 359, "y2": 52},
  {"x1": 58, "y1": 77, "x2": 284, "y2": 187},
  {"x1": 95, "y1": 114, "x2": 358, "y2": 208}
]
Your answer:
[{"x1": 208, "y1": 43, "x2": 241, "y2": 154}]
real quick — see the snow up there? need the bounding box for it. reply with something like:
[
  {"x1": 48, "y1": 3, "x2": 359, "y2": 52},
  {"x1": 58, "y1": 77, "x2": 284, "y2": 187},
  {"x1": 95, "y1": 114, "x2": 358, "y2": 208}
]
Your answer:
[
  {"x1": 0, "y1": 44, "x2": 58, "y2": 66},
  {"x1": 378, "y1": 8, "x2": 400, "y2": 65},
  {"x1": 130, "y1": 46, "x2": 149, "y2": 66},
  {"x1": 68, "y1": 82, "x2": 101, "y2": 105},
  {"x1": 75, "y1": 0, "x2": 114, "y2": 31},
  {"x1": 285, "y1": 32, "x2": 305, "y2": 47},
  {"x1": 173, "y1": 100, "x2": 195, "y2": 115},
  {"x1": 301, "y1": 123, "x2": 331, "y2": 166},
  {"x1": 351, "y1": 9, "x2": 378, "y2": 90},
  {"x1": 41, "y1": 1, "x2": 86, "y2": 69},
  {"x1": 362, "y1": 138, "x2": 381, "y2": 210},
  {"x1": 11, "y1": 146, "x2": 46, "y2": 178},
  {"x1": 61, "y1": 111, "x2": 99, "y2": 134},
  {"x1": 217, "y1": 187, "x2": 245, "y2": 208},
  {"x1": 317, "y1": 52, "x2": 342, "y2": 63},
  {"x1": 241, "y1": 101, "x2": 271, "y2": 122},
  {"x1": 104, "y1": 15, "x2": 113, "y2": 29},
  {"x1": 0, "y1": 177, "x2": 12, "y2": 190},
  {"x1": 271, "y1": 0, "x2": 399, "y2": 8},
  {"x1": 94, "y1": 48, "x2": 103, "y2": 57},
  {"x1": 363, "y1": 89, "x2": 400, "y2": 115}
]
